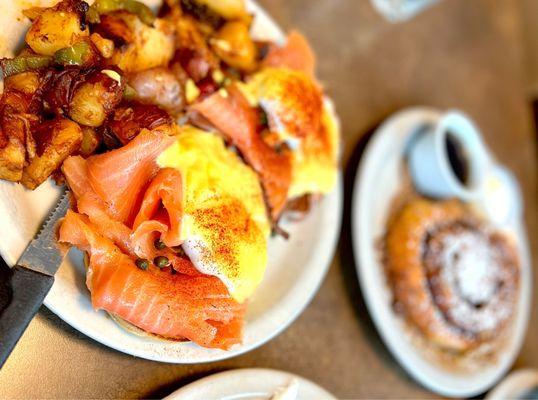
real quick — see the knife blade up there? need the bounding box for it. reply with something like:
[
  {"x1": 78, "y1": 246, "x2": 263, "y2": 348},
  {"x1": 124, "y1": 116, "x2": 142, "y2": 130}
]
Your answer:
[
  {"x1": 16, "y1": 192, "x2": 70, "y2": 276},
  {"x1": 0, "y1": 192, "x2": 70, "y2": 368}
]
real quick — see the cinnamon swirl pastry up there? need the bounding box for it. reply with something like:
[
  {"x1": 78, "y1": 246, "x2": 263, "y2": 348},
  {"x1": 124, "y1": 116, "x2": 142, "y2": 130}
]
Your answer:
[{"x1": 385, "y1": 199, "x2": 519, "y2": 353}]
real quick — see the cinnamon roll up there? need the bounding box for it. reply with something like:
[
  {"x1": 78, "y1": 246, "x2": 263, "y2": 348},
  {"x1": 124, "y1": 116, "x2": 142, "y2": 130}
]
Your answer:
[{"x1": 385, "y1": 199, "x2": 519, "y2": 353}]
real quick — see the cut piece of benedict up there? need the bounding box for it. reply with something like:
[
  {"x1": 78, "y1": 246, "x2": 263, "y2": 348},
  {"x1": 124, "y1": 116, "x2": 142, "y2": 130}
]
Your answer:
[
  {"x1": 190, "y1": 67, "x2": 339, "y2": 221},
  {"x1": 158, "y1": 125, "x2": 270, "y2": 303},
  {"x1": 187, "y1": 32, "x2": 339, "y2": 222},
  {"x1": 241, "y1": 67, "x2": 323, "y2": 145},
  {"x1": 240, "y1": 67, "x2": 340, "y2": 199}
]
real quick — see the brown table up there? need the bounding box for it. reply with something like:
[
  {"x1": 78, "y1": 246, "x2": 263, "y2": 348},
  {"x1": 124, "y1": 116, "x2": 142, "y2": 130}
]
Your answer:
[{"x1": 1, "y1": 0, "x2": 537, "y2": 398}]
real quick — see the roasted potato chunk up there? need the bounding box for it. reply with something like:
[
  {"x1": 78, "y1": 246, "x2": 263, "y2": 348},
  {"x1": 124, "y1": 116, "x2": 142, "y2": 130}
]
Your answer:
[
  {"x1": 25, "y1": 0, "x2": 90, "y2": 56},
  {"x1": 68, "y1": 70, "x2": 124, "y2": 127},
  {"x1": 0, "y1": 140, "x2": 25, "y2": 182},
  {"x1": 21, "y1": 118, "x2": 82, "y2": 189},
  {"x1": 4, "y1": 71, "x2": 41, "y2": 94},
  {"x1": 109, "y1": 12, "x2": 174, "y2": 73},
  {"x1": 211, "y1": 21, "x2": 257, "y2": 71}
]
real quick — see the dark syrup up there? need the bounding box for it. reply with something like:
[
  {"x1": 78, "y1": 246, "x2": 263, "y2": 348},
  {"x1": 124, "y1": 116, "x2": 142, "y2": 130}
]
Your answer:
[{"x1": 445, "y1": 133, "x2": 469, "y2": 185}]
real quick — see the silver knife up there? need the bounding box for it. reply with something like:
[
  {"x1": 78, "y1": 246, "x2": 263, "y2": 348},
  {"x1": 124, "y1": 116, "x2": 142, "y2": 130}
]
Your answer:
[{"x1": 0, "y1": 193, "x2": 70, "y2": 367}]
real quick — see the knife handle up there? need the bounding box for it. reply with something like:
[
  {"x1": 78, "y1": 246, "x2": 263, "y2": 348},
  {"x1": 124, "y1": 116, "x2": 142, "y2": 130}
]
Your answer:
[{"x1": 0, "y1": 261, "x2": 54, "y2": 368}]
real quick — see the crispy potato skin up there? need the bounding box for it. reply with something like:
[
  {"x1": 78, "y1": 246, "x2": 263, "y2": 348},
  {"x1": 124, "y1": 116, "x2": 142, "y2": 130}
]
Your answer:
[
  {"x1": 103, "y1": 102, "x2": 172, "y2": 145},
  {"x1": 93, "y1": 14, "x2": 134, "y2": 46},
  {"x1": 21, "y1": 118, "x2": 83, "y2": 189},
  {"x1": 0, "y1": 90, "x2": 40, "y2": 181},
  {"x1": 25, "y1": 2, "x2": 90, "y2": 56}
]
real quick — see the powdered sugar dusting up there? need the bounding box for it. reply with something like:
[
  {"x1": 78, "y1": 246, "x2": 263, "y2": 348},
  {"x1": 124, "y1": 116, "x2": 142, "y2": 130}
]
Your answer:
[
  {"x1": 431, "y1": 226, "x2": 517, "y2": 335},
  {"x1": 441, "y1": 232, "x2": 497, "y2": 305}
]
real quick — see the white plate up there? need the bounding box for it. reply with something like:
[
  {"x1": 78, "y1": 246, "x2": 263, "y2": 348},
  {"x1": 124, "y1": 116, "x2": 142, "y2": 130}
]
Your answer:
[
  {"x1": 351, "y1": 107, "x2": 532, "y2": 397},
  {"x1": 0, "y1": 1, "x2": 343, "y2": 363},
  {"x1": 164, "y1": 368, "x2": 337, "y2": 400}
]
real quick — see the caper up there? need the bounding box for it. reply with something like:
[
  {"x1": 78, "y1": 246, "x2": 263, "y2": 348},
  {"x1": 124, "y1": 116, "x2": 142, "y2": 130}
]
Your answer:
[
  {"x1": 154, "y1": 256, "x2": 170, "y2": 268},
  {"x1": 259, "y1": 107, "x2": 268, "y2": 127},
  {"x1": 135, "y1": 258, "x2": 149, "y2": 270},
  {"x1": 154, "y1": 239, "x2": 166, "y2": 250}
]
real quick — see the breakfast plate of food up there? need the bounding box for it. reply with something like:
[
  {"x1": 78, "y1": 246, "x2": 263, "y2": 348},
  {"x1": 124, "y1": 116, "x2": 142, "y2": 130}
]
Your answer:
[
  {"x1": 0, "y1": 0, "x2": 342, "y2": 362},
  {"x1": 164, "y1": 368, "x2": 337, "y2": 400},
  {"x1": 351, "y1": 108, "x2": 531, "y2": 397}
]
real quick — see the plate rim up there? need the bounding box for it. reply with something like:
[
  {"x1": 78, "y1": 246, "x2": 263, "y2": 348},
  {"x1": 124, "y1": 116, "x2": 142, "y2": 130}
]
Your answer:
[{"x1": 351, "y1": 106, "x2": 533, "y2": 397}]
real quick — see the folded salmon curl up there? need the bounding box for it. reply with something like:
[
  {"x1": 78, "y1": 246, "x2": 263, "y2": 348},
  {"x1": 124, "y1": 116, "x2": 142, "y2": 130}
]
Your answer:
[{"x1": 59, "y1": 125, "x2": 270, "y2": 349}]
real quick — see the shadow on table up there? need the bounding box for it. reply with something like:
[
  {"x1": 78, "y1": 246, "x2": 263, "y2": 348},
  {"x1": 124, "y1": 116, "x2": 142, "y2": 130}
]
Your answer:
[{"x1": 337, "y1": 121, "x2": 421, "y2": 387}]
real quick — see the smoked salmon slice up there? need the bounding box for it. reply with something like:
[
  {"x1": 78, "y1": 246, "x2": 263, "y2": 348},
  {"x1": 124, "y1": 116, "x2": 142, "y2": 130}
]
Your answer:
[
  {"x1": 85, "y1": 128, "x2": 175, "y2": 224},
  {"x1": 133, "y1": 168, "x2": 183, "y2": 248},
  {"x1": 191, "y1": 85, "x2": 292, "y2": 220},
  {"x1": 263, "y1": 31, "x2": 316, "y2": 78},
  {"x1": 62, "y1": 156, "x2": 92, "y2": 200},
  {"x1": 59, "y1": 210, "x2": 245, "y2": 349},
  {"x1": 64, "y1": 152, "x2": 198, "y2": 276},
  {"x1": 63, "y1": 155, "x2": 134, "y2": 254}
]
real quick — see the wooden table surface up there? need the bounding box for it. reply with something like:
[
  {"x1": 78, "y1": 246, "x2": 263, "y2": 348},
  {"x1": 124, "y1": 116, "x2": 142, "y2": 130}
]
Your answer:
[{"x1": 1, "y1": 0, "x2": 537, "y2": 398}]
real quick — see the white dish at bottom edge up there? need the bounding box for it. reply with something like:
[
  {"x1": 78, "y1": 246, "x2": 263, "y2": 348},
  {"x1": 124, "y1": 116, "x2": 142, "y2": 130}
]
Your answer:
[{"x1": 164, "y1": 368, "x2": 337, "y2": 400}]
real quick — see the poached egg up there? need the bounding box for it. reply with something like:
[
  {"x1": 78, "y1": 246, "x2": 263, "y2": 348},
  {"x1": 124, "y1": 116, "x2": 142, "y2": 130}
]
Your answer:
[{"x1": 158, "y1": 125, "x2": 270, "y2": 303}]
